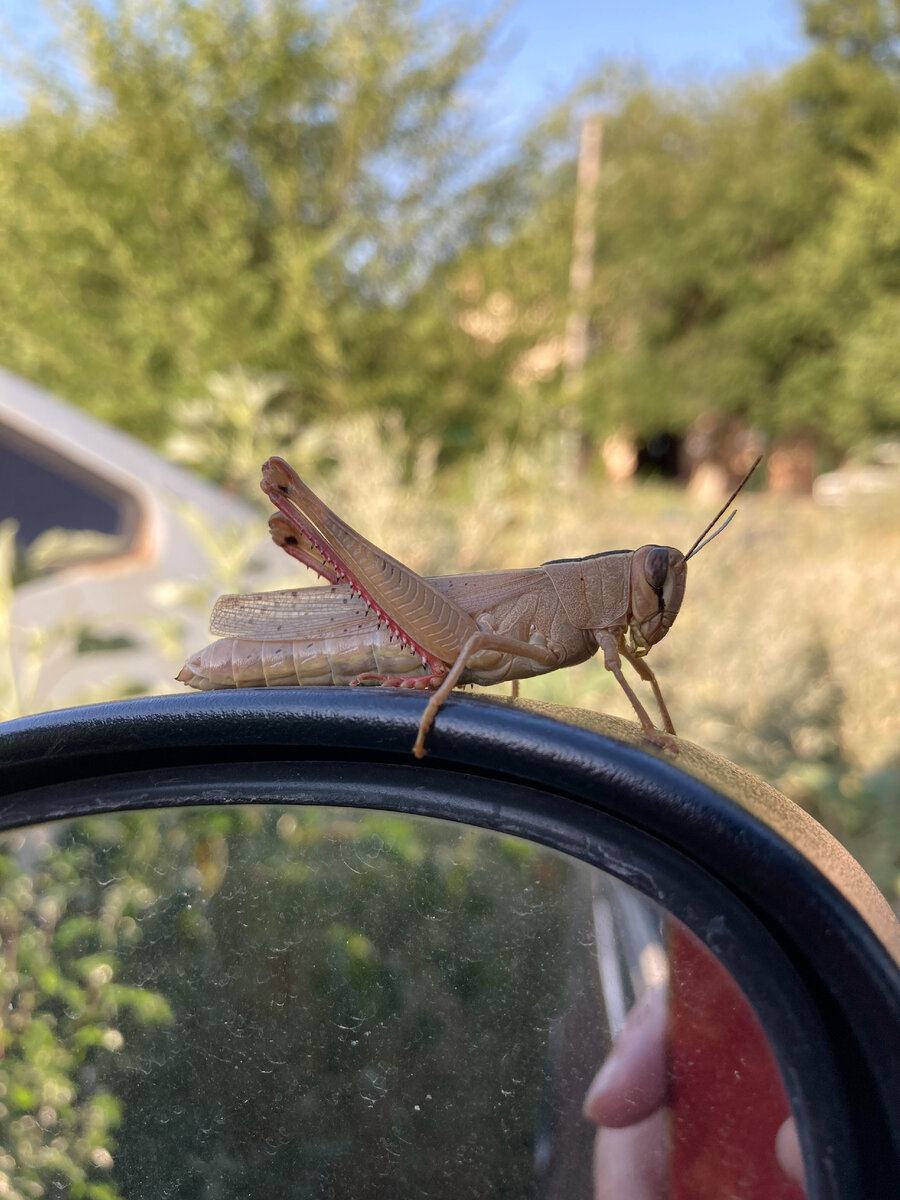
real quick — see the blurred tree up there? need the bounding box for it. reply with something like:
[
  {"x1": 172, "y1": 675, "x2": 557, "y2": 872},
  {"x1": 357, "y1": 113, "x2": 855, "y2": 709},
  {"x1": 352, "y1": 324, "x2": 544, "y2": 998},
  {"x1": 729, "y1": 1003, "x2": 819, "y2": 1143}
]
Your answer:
[
  {"x1": 801, "y1": 0, "x2": 900, "y2": 65},
  {"x1": 786, "y1": 0, "x2": 900, "y2": 166},
  {"x1": 1, "y1": 0, "x2": 899, "y2": 461},
  {"x1": 753, "y1": 131, "x2": 900, "y2": 445},
  {"x1": 449, "y1": 40, "x2": 900, "y2": 456},
  {"x1": 737, "y1": 0, "x2": 900, "y2": 447},
  {"x1": 439, "y1": 74, "x2": 844, "y2": 449},
  {"x1": 0, "y1": 0, "x2": 496, "y2": 441},
  {"x1": 581, "y1": 77, "x2": 839, "y2": 442}
]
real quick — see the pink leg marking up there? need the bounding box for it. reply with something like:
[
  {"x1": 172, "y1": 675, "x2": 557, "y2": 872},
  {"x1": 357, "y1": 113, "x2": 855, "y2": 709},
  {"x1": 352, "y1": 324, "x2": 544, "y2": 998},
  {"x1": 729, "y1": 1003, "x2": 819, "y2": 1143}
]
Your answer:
[{"x1": 351, "y1": 672, "x2": 446, "y2": 691}]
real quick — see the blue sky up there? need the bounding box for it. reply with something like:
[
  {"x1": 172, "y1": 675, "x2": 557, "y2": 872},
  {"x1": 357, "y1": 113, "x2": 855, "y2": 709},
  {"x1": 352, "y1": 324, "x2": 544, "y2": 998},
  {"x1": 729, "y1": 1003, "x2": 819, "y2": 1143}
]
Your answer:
[
  {"x1": 465, "y1": 0, "x2": 808, "y2": 130},
  {"x1": 2, "y1": 0, "x2": 809, "y2": 122}
]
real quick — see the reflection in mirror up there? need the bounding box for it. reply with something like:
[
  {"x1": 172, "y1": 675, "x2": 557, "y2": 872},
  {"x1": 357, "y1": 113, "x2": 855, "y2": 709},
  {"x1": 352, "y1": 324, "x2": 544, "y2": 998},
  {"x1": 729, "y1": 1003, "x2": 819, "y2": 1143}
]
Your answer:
[{"x1": 0, "y1": 807, "x2": 803, "y2": 1199}]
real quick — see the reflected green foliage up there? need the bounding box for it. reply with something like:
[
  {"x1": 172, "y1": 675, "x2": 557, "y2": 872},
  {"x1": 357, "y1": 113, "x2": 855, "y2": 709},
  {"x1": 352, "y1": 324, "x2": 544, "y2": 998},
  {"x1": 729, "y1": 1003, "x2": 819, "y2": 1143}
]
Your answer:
[
  {"x1": 106, "y1": 808, "x2": 577, "y2": 1197},
  {"x1": 1, "y1": 809, "x2": 594, "y2": 1197},
  {"x1": 0, "y1": 827, "x2": 171, "y2": 1199}
]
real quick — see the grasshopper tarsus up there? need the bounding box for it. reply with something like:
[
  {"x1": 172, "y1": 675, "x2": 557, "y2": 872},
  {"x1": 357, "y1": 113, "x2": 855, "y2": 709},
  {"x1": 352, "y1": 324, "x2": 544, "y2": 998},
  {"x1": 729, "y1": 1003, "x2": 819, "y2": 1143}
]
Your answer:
[{"x1": 644, "y1": 730, "x2": 681, "y2": 754}]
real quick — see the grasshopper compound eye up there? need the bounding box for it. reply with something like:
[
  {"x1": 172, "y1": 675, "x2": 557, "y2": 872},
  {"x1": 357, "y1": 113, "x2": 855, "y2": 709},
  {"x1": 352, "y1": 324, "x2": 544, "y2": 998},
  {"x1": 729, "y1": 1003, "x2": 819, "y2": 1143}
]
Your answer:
[{"x1": 643, "y1": 546, "x2": 669, "y2": 591}]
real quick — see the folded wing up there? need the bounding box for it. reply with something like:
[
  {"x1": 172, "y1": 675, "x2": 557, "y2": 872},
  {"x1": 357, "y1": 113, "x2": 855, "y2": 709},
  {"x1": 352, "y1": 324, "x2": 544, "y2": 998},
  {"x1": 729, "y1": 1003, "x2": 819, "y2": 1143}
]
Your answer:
[{"x1": 210, "y1": 567, "x2": 551, "y2": 641}]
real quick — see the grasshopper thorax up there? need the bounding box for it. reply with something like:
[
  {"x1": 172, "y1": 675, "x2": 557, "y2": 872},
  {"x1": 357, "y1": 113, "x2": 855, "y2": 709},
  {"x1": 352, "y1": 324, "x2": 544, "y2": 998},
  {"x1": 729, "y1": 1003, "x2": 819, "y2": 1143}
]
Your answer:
[{"x1": 628, "y1": 546, "x2": 687, "y2": 656}]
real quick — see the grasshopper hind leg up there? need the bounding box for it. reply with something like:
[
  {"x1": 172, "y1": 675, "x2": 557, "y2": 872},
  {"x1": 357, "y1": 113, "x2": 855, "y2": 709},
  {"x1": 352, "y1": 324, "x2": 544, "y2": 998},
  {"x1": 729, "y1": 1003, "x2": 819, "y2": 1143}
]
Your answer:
[
  {"x1": 351, "y1": 671, "x2": 446, "y2": 691},
  {"x1": 412, "y1": 631, "x2": 560, "y2": 758}
]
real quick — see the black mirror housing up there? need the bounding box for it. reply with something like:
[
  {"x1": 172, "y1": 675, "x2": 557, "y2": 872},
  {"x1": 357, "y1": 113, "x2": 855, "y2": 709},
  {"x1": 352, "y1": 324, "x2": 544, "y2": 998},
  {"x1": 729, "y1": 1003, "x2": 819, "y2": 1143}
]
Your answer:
[{"x1": 0, "y1": 691, "x2": 897, "y2": 1198}]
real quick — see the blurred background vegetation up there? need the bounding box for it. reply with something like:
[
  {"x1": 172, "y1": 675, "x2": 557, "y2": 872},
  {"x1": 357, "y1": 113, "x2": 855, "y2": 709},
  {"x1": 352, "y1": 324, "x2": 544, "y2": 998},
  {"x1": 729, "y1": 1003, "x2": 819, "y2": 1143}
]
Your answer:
[
  {"x1": 1, "y1": 1, "x2": 899, "y2": 1192},
  {"x1": 2, "y1": 0, "x2": 900, "y2": 455}
]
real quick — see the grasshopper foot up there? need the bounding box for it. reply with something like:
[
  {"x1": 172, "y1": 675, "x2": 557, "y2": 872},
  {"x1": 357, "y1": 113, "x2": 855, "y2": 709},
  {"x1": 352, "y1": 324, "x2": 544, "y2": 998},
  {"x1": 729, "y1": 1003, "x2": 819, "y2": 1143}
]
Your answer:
[
  {"x1": 353, "y1": 672, "x2": 447, "y2": 758},
  {"x1": 643, "y1": 729, "x2": 680, "y2": 754}
]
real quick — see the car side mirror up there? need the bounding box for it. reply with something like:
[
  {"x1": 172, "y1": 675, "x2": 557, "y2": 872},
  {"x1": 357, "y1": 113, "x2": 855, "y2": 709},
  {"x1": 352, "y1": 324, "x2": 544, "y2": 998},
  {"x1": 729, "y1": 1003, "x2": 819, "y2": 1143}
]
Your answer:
[{"x1": 0, "y1": 691, "x2": 897, "y2": 1199}]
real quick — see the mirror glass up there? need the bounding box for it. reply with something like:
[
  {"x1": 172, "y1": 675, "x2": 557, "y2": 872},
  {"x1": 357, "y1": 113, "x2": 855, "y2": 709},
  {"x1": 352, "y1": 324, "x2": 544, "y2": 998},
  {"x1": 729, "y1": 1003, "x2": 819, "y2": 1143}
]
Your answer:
[{"x1": 0, "y1": 806, "x2": 805, "y2": 1199}]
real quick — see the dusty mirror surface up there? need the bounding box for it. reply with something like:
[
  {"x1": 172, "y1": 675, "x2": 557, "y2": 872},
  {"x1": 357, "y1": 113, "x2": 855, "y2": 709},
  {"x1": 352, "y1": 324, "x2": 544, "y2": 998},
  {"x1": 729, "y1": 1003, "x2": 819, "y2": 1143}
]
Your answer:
[{"x1": 0, "y1": 806, "x2": 804, "y2": 1199}]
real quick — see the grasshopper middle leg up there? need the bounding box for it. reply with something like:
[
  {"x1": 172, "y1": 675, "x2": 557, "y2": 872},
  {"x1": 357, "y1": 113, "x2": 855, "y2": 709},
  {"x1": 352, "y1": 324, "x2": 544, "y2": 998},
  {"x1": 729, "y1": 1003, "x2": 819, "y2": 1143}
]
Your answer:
[{"x1": 621, "y1": 644, "x2": 677, "y2": 735}]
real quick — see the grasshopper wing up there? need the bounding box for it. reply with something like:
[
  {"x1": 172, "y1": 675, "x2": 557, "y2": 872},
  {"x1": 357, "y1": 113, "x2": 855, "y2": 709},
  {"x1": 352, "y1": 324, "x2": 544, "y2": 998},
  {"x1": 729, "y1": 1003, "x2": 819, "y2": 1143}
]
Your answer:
[
  {"x1": 209, "y1": 568, "x2": 547, "y2": 640},
  {"x1": 431, "y1": 568, "x2": 550, "y2": 616},
  {"x1": 210, "y1": 586, "x2": 378, "y2": 641}
]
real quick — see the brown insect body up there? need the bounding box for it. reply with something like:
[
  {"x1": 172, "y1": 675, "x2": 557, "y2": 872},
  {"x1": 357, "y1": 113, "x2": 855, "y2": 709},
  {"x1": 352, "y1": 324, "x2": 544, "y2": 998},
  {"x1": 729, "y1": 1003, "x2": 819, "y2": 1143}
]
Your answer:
[
  {"x1": 179, "y1": 455, "x2": 761, "y2": 757},
  {"x1": 179, "y1": 566, "x2": 597, "y2": 690}
]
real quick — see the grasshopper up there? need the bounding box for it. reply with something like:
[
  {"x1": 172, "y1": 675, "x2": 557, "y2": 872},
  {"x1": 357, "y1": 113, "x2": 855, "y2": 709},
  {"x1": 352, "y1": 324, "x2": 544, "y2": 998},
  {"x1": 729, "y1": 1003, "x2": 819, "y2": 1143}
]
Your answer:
[{"x1": 178, "y1": 455, "x2": 761, "y2": 757}]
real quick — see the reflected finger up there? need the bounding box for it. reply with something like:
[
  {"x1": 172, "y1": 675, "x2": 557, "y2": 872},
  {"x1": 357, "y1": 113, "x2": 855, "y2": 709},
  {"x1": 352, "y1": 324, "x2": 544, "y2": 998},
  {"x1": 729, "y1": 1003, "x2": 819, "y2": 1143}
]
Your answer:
[
  {"x1": 583, "y1": 985, "x2": 668, "y2": 1128},
  {"x1": 593, "y1": 1108, "x2": 669, "y2": 1200}
]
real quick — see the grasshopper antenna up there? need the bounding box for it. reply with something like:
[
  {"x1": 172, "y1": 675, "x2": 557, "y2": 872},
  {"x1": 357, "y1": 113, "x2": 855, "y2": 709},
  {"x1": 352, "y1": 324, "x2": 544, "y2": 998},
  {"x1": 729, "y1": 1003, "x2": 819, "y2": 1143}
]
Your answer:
[{"x1": 684, "y1": 455, "x2": 763, "y2": 561}]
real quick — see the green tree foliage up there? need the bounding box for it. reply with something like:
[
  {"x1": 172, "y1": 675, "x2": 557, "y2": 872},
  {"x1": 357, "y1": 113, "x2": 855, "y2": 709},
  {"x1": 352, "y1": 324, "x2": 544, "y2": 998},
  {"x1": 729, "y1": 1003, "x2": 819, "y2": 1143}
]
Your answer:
[
  {"x1": 452, "y1": 28, "x2": 900, "y2": 450},
  {"x1": 2, "y1": 807, "x2": 595, "y2": 1197},
  {"x1": 0, "y1": 0, "x2": 494, "y2": 441},
  {"x1": 801, "y1": 0, "x2": 900, "y2": 65},
  {"x1": 0, "y1": 825, "x2": 171, "y2": 1199},
  {"x1": 788, "y1": 0, "x2": 900, "y2": 164},
  {"x1": 416, "y1": 0, "x2": 900, "y2": 452},
  {"x1": 743, "y1": 132, "x2": 900, "y2": 443},
  {"x1": 438, "y1": 73, "x2": 847, "y2": 443},
  {"x1": 582, "y1": 76, "x2": 842, "y2": 439},
  {"x1": 2, "y1": 0, "x2": 899, "y2": 458}
]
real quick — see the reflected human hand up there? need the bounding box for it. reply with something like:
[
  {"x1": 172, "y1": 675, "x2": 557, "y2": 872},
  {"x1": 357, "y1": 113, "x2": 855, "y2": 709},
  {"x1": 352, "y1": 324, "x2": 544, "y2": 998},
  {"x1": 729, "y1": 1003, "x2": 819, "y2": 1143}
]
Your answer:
[
  {"x1": 582, "y1": 984, "x2": 806, "y2": 1200},
  {"x1": 582, "y1": 986, "x2": 668, "y2": 1200}
]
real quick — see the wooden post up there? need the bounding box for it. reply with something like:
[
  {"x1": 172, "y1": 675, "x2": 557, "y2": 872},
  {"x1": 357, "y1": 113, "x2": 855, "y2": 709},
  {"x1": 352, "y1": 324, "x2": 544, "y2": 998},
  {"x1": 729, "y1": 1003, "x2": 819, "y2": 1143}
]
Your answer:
[
  {"x1": 561, "y1": 115, "x2": 603, "y2": 469},
  {"x1": 563, "y1": 114, "x2": 603, "y2": 395}
]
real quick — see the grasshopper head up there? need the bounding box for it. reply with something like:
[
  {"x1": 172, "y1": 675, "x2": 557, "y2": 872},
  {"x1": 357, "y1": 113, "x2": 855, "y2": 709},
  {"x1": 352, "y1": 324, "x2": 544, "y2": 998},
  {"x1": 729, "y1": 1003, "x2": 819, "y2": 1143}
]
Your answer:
[
  {"x1": 628, "y1": 546, "x2": 687, "y2": 655},
  {"x1": 627, "y1": 455, "x2": 764, "y2": 655}
]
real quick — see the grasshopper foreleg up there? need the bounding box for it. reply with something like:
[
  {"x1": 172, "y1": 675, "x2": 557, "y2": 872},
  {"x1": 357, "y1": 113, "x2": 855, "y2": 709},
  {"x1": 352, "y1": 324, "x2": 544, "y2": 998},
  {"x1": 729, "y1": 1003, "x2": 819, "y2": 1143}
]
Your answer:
[
  {"x1": 596, "y1": 631, "x2": 678, "y2": 751},
  {"x1": 412, "y1": 633, "x2": 560, "y2": 759}
]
